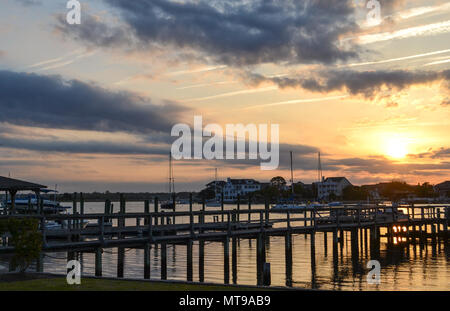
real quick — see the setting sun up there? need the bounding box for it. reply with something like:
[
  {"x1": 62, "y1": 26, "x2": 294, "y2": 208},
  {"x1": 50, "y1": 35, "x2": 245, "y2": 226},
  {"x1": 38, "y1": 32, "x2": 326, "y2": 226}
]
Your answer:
[{"x1": 385, "y1": 137, "x2": 409, "y2": 159}]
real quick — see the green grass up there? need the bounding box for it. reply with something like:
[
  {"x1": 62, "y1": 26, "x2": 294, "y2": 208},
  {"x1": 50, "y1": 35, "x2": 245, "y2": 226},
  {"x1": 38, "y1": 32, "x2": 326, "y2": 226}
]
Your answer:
[{"x1": 0, "y1": 277, "x2": 262, "y2": 291}]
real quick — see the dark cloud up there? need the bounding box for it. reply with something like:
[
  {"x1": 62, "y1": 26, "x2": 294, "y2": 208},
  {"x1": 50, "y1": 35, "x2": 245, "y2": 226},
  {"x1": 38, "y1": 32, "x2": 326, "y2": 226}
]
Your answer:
[
  {"x1": 0, "y1": 70, "x2": 189, "y2": 135},
  {"x1": 325, "y1": 156, "x2": 450, "y2": 176},
  {"x1": 15, "y1": 0, "x2": 42, "y2": 6},
  {"x1": 246, "y1": 69, "x2": 450, "y2": 99},
  {"x1": 0, "y1": 134, "x2": 169, "y2": 156},
  {"x1": 55, "y1": 14, "x2": 131, "y2": 48},
  {"x1": 410, "y1": 147, "x2": 450, "y2": 159},
  {"x1": 57, "y1": 0, "x2": 359, "y2": 66}
]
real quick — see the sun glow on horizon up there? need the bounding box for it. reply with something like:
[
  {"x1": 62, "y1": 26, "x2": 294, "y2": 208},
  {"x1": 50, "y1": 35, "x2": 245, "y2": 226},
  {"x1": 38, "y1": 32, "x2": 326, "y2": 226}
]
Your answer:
[{"x1": 384, "y1": 136, "x2": 409, "y2": 159}]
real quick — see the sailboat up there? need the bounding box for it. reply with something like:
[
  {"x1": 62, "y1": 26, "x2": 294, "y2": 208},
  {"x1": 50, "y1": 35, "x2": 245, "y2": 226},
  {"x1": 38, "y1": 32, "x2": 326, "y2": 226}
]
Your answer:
[
  {"x1": 272, "y1": 151, "x2": 306, "y2": 210},
  {"x1": 161, "y1": 153, "x2": 175, "y2": 210},
  {"x1": 206, "y1": 168, "x2": 221, "y2": 207}
]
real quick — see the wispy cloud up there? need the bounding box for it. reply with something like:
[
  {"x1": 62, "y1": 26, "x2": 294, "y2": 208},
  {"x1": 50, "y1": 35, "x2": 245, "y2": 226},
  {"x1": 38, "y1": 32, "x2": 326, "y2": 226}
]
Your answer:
[
  {"x1": 184, "y1": 86, "x2": 278, "y2": 102},
  {"x1": 345, "y1": 48, "x2": 450, "y2": 68},
  {"x1": 34, "y1": 51, "x2": 97, "y2": 72},
  {"x1": 358, "y1": 20, "x2": 450, "y2": 45},
  {"x1": 167, "y1": 65, "x2": 227, "y2": 76},
  {"x1": 423, "y1": 58, "x2": 450, "y2": 67},
  {"x1": 393, "y1": 2, "x2": 450, "y2": 21},
  {"x1": 176, "y1": 81, "x2": 238, "y2": 90},
  {"x1": 242, "y1": 95, "x2": 349, "y2": 110},
  {"x1": 26, "y1": 48, "x2": 85, "y2": 69}
]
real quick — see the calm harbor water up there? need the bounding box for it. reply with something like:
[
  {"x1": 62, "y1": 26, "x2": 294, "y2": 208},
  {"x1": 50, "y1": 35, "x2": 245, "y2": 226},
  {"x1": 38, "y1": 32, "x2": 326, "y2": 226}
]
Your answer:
[{"x1": 0, "y1": 201, "x2": 448, "y2": 290}]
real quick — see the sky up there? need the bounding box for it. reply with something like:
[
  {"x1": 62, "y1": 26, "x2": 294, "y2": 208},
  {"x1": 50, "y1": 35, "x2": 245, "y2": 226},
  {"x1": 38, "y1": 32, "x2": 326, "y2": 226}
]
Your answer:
[{"x1": 0, "y1": 0, "x2": 449, "y2": 193}]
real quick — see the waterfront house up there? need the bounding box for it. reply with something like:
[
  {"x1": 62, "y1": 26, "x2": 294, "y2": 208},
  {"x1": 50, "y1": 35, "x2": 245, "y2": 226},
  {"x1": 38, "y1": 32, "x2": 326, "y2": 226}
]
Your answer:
[
  {"x1": 434, "y1": 181, "x2": 450, "y2": 198},
  {"x1": 222, "y1": 178, "x2": 261, "y2": 202},
  {"x1": 317, "y1": 177, "x2": 352, "y2": 200}
]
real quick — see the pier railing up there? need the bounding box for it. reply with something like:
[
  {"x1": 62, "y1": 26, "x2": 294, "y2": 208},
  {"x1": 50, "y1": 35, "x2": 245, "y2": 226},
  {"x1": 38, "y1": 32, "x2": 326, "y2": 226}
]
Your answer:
[
  {"x1": 0, "y1": 203, "x2": 448, "y2": 252},
  {"x1": 0, "y1": 197, "x2": 448, "y2": 286}
]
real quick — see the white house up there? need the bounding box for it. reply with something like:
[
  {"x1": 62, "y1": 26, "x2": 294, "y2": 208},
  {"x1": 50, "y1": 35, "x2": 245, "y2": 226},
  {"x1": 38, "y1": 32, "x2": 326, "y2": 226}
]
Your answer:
[
  {"x1": 317, "y1": 177, "x2": 352, "y2": 200},
  {"x1": 222, "y1": 178, "x2": 261, "y2": 202}
]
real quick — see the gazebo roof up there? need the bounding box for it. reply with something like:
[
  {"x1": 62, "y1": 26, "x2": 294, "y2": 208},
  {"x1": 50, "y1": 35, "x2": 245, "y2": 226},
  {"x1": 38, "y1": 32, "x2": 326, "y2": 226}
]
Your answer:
[{"x1": 0, "y1": 176, "x2": 47, "y2": 192}]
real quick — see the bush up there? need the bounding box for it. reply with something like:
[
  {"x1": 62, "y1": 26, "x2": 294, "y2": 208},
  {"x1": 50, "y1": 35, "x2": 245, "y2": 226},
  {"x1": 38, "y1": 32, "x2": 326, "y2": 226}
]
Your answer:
[{"x1": 0, "y1": 218, "x2": 42, "y2": 272}]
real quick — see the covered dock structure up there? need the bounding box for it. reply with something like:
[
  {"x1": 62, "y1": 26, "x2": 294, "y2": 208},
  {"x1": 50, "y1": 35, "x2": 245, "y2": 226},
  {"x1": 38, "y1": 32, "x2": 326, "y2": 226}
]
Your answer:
[{"x1": 0, "y1": 176, "x2": 47, "y2": 214}]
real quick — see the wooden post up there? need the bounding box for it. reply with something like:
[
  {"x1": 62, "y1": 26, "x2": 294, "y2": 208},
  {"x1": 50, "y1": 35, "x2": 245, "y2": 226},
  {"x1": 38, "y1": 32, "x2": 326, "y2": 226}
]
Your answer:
[
  {"x1": 187, "y1": 240, "x2": 193, "y2": 282},
  {"x1": 351, "y1": 228, "x2": 359, "y2": 262},
  {"x1": 72, "y1": 192, "x2": 77, "y2": 214},
  {"x1": 323, "y1": 232, "x2": 328, "y2": 256},
  {"x1": 304, "y1": 208, "x2": 307, "y2": 227},
  {"x1": 332, "y1": 229, "x2": 338, "y2": 259},
  {"x1": 144, "y1": 243, "x2": 151, "y2": 279},
  {"x1": 310, "y1": 231, "x2": 316, "y2": 271},
  {"x1": 223, "y1": 237, "x2": 230, "y2": 284},
  {"x1": 263, "y1": 263, "x2": 271, "y2": 286},
  {"x1": 248, "y1": 194, "x2": 252, "y2": 223},
  {"x1": 189, "y1": 193, "x2": 193, "y2": 213},
  {"x1": 257, "y1": 233, "x2": 264, "y2": 285},
  {"x1": 36, "y1": 252, "x2": 44, "y2": 272},
  {"x1": 199, "y1": 212, "x2": 205, "y2": 282},
  {"x1": 221, "y1": 192, "x2": 224, "y2": 222},
  {"x1": 95, "y1": 248, "x2": 102, "y2": 277},
  {"x1": 285, "y1": 232, "x2": 292, "y2": 287},
  {"x1": 144, "y1": 200, "x2": 149, "y2": 225},
  {"x1": 359, "y1": 228, "x2": 364, "y2": 256},
  {"x1": 265, "y1": 198, "x2": 270, "y2": 225},
  {"x1": 120, "y1": 193, "x2": 125, "y2": 214},
  {"x1": 202, "y1": 196, "x2": 205, "y2": 212},
  {"x1": 364, "y1": 228, "x2": 368, "y2": 255},
  {"x1": 117, "y1": 247, "x2": 124, "y2": 278},
  {"x1": 161, "y1": 242, "x2": 167, "y2": 280},
  {"x1": 80, "y1": 192, "x2": 84, "y2": 215},
  {"x1": 431, "y1": 224, "x2": 437, "y2": 243},
  {"x1": 154, "y1": 197, "x2": 159, "y2": 226},
  {"x1": 40, "y1": 215, "x2": 47, "y2": 247},
  {"x1": 99, "y1": 216, "x2": 105, "y2": 244},
  {"x1": 232, "y1": 235, "x2": 237, "y2": 284},
  {"x1": 199, "y1": 239, "x2": 205, "y2": 282},
  {"x1": 104, "y1": 199, "x2": 111, "y2": 223},
  {"x1": 237, "y1": 194, "x2": 240, "y2": 223},
  {"x1": 172, "y1": 193, "x2": 176, "y2": 225}
]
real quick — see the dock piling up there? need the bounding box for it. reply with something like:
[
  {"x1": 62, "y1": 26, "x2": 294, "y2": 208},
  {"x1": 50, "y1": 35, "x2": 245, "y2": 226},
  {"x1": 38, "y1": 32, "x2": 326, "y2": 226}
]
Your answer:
[
  {"x1": 95, "y1": 248, "x2": 102, "y2": 277},
  {"x1": 223, "y1": 237, "x2": 230, "y2": 284},
  {"x1": 187, "y1": 240, "x2": 193, "y2": 282},
  {"x1": 144, "y1": 243, "x2": 151, "y2": 279},
  {"x1": 161, "y1": 243, "x2": 167, "y2": 280}
]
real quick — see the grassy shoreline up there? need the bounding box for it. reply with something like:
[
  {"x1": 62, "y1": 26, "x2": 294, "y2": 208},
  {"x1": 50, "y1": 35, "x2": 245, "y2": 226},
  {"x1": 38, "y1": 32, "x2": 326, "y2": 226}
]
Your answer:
[{"x1": 0, "y1": 273, "x2": 278, "y2": 291}]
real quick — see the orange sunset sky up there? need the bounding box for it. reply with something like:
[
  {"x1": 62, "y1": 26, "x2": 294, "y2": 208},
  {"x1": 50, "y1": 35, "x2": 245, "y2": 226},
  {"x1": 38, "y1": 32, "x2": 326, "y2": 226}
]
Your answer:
[{"x1": 0, "y1": 0, "x2": 449, "y2": 192}]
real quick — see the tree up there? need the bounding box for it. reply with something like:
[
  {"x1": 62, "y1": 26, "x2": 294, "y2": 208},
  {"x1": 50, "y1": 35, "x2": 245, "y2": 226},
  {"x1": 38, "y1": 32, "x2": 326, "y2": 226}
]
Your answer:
[
  {"x1": 198, "y1": 188, "x2": 215, "y2": 200},
  {"x1": 0, "y1": 218, "x2": 42, "y2": 272},
  {"x1": 343, "y1": 186, "x2": 369, "y2": 201},
  {"x1": 414, "y1": 182, "x2": 436, "y2": 198},
  {"x1": 270, "y1": 176, "x2": 287, "y2": 189}
]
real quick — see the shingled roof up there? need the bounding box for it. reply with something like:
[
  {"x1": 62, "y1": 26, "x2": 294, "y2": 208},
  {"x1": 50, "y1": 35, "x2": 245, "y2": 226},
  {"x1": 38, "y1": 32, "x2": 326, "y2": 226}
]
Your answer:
[{"x1": 0, "y1": 176, "x2": 47, "y2": 192}]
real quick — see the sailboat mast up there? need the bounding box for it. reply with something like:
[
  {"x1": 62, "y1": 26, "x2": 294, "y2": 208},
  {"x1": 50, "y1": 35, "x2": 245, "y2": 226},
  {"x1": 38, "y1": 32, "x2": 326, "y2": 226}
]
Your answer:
[
  {"x1": 290, "y1": 151, "x2": 294, "y2": 195},
  {"x1": 214, "y1": 168, "x2": 218, "y2": 200},
  {"x1": 169, "y1": 152, "x2": 175, "y2": 194},
  {"x1": 317, "y1": 152, "x2": 323, "y2": 182}
]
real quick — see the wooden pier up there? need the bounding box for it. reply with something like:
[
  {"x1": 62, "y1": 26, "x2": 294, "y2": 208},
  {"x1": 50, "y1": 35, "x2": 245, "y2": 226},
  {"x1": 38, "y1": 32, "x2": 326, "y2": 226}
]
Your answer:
[{"x1": 1, "y1": 196, "x2": 448, "y2": 286}]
